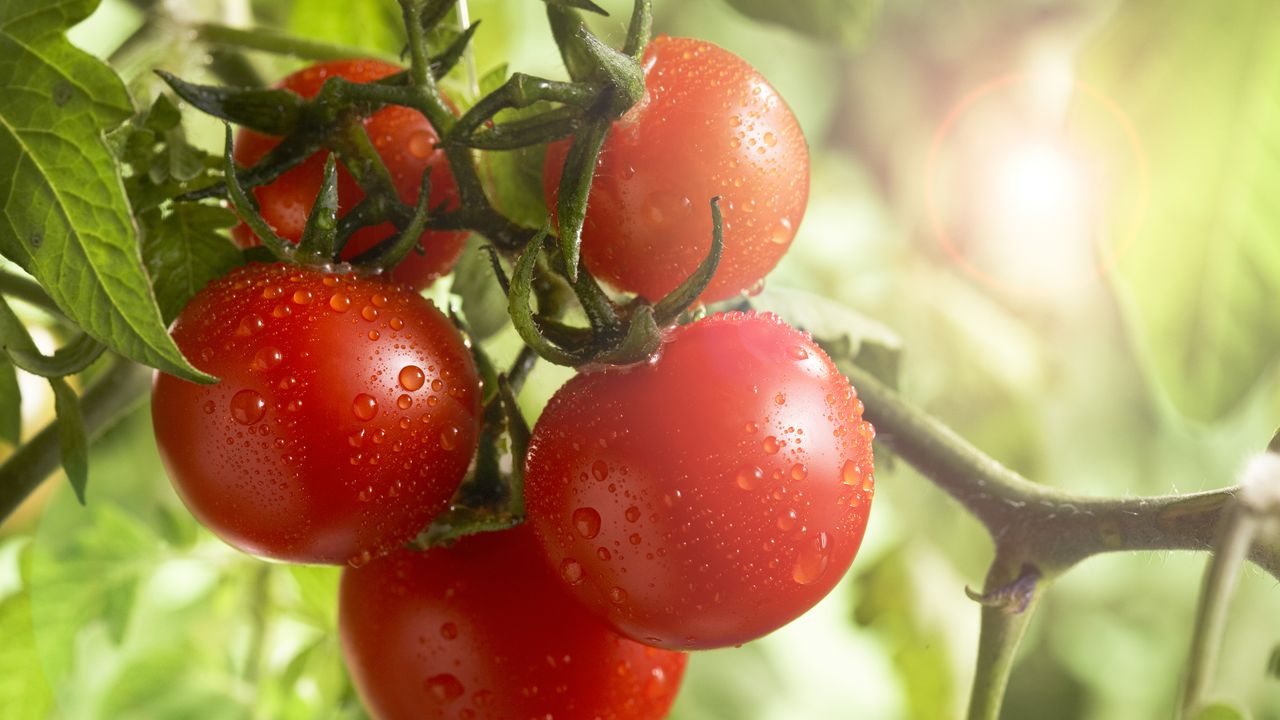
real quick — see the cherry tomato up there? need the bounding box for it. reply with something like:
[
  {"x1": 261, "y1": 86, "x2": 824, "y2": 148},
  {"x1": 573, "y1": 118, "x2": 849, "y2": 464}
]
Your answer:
[
  {"x1": 544, "y1": 36, "x2": 809, "y2": 303},
  {"x1": 233, "y1": 59, "x2": 465, "y2": 290},
  {"x1": 151, "y1": 263, "x2": 481, "y2": 565},
  {"x1": 524, "y1": 312, "x2": 875, "y2": 650},
  {"x1": 339, "y1": 528, "x2": 688, "y2": 720}
]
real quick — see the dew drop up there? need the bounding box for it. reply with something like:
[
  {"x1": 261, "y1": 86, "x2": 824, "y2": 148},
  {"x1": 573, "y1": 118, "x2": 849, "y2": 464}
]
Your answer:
[
  {"x1": 763, "y1": 436, "x2": 780, "y2": 454},
  {"x1": 262, "y1": 285, "x2": 283, "y2": 300},
  {"x1": 625, "y1": 506, "x2": 641, "y2": 523},
  {"x1": 202, "y1": 400, "x2": 216, "y2": 415},
  {"x1": 597, "y1": 547, "x2": 612, "y2": 561},
  {"x1": 561, "y1": 558, "x2": 584, "y2": 584},
  {"x1": 440, "y1": 622, "x2": 459, "y2": 640},
  {"x1": 591, "y1": 460, "x2": 609, "y2": 482},
  {"x1": 736, "y1": 466, "x2": 764, "y2": 490},
  {"x1": 292, "y1": 289, "x2": 313, "y2": 305},
  {"x1": 774, "y1": 393, "x2": 786, "y2": 406},
  {"x1": 250, "y1": 347, "x2": 283, "y2": 371},
  {"x1": 776, "y1": 509, "x2": 797, "y2": 531},
  {"x1": 329, "y1": 293, "x2": 350, "y2": 312},
  {"x1": 235, "y1": 314, "x2": 264, "y2": 337},
  {"x1": 371, "y1": 293, "x2": 388, "y2": 308},
  {"x1": 229, "y1": 390, "x2": 265, "y2": 425},
  {"x1": 361, "y1": 305, "x2": 379, "y2": 322},
  {"x1": 399, "y1": 365, "x2": 426, "y2": 391},
  {"x1": 572, "y1": 507, "x2": 601, "y2": 539},
  {"x1": 408, "y1": 131, "x2": 434, "y2": 158},
  {"x1": 841, "y1": 460, "x2": 863, "y2": 487},
  {"x1": 789, "y1": 345, "x2": 809, "y2": 361},
  {"x1": 424, "y1": 673, "x2": 464, "y2": 702},
  {"x1": 440, "y1": 425, "x2": 460, "y2": 450},
  {"x1": 368, "y1": 330, "x2": 380, "y2": 341},
  {"x1": 352, "y1": 394, "x2": 379, "y2": 421},
  {"x1": 792, "y1": 532, "x2": 830, "y2": 585},
  {"x1": 743, "y1": 421, "x2": 758, "y2": 434},
  {"x1": 790, "y1": 463, "x2": 808, "y2": 481},
  {"x1": 389, "y1": 316, "x2": 405, "y2": 331},
  {"x1": 397, "y1": 394, "x2": 412, "y2": 410},
  {"x1": 608, "y1": 587, "x2": 628, "y2": 604}
]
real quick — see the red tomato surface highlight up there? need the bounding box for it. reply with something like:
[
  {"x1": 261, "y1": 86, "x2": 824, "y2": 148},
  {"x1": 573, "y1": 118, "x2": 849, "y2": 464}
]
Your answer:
[
  {"x1": 233, "y1": 59, "x2": 465, "y2": 289},
  {"x1": 524, "y1": 312, "x2": 875, "y2": 650},
  {"x1": 152, "y1": 263, "x2": 481, "y2": 565},
  {"x1": 339, "y1": 528, "x2": 688, "y2": 720},
  {"x1": 544, "y1": 36, "x2": 809, "y2": 303}
]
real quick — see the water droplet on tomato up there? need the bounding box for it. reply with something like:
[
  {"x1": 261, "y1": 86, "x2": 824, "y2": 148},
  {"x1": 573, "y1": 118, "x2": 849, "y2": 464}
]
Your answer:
[
  {"x1": 763, "y1": 436, "x2": 780, "y2": 454},
  {"x1": 736, "y1": 466, "x2": 764, "y2": 490},
  {"x1": 262, "y1": 285, "x2": 283, "y2": 300},
  {"x1": 250, "y1": 347, "x2": 283, "y2": 371},
  {"x1": 597, "y1": 547, "x2": 612, "y2": 561},
  {"x1": 572, "y1": 507, "x2": 601, "y2": 539},
  {"x1": 608, "y1": 587, "x2": 628, "y2": 604},
  {"x1": 439, "y1": 425, "x2": 460, "y2": 450},
  {"x1": 399, "y1": 365, "x2": 425, "y2": 391},
  {"x1": 352, "y1": 394, "x2": 378, "y2": 421},
  {"x1": 371, "y1": 293, "x2": 388, "y2": 308},
  {"x1": 591, "y1": 460, "x2": 609, "y2": 482},
  {"x1": 789, "y1": 345, "x2": 809, "y2": 360},
  {"x1": 229, "y1": 390, "x2": 265, "y2": 425},
  {"x1": 625, "y1": 506, "x2": 641, "y2": 523},
  {"x1": 776, "y1": 509, "x2": 797, "y2": 531},
  {"x1": 744, "y1": 421, "x2": 759, "y2": 434},
  {"x1": 408, "y1": 131, "x2": 434, "y2": 158},
  {"x1": 202, "y1": 400, "x2": 216, "y2": 414},
  {"x1": 361, "y1": 305, "x2": 379, "y2": 322},
  {"x1": 424, "y1": 673, "x2": 464, "y2": 702},
  {"x1": 561, "y1": 559, "x2": 584, "y2": 584},
  {"x1": 235, "y1": 314, "x2": 264, "y2": 337},
  {"x1": 790, "y1": 463, "x2": 808, "y2": 481},
  {"x1": 329, "y1": 293, "x2": 350, "y2": 312},
  {"x1": 792, "y1": 532, "x2": 830, "y2": 585},
  {"x1": 291, "y1": 289, "x2": 313, "y2": 305},
  {"x1": 389, "y1": 316, "x2": 404, "y2": 331}
]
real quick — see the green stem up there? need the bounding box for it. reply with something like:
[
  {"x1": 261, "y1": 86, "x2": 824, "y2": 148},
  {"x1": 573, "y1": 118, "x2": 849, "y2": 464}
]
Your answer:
[
  {"x1": 194, "y1": 23, "x2": 396, "y2": 62},
  {"x1": 1179, "y1": 500, "x2": 1255, "y2": 719},
  {"x1": 968, "y1": 592, "x2": 1042, "y2": 720},
  {"x1": 0, "y1": 360, "x2": 152, "y2": 524}
]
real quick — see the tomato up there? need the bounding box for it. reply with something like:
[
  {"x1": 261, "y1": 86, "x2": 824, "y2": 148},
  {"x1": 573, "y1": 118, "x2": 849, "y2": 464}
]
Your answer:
[
  {"x1": 151, "y1": 263, "x2": 481, "y2": 565},
  {"x1": 544, "y1": 36, "x2": 809, "y2": 303},
  {"x1": 524, "y1": 312, "x2": 874, "y2": 650},
  {"x1": 339, "y1": 528, "x2": 688, "y2": 720},
  {"x1": 233, "y1": 59, "x2": 465, "y2": 290}
]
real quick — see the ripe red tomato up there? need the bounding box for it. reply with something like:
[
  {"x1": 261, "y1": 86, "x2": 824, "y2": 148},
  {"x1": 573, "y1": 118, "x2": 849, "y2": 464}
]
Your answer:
[
  {"x1": 544, "y1": 36, "x2": 809, "y2": 303},
  {"x1": 151, "y1": 263, "x2": 481, "y2": 565},
  {"x1": 233, "y1": 59, "x2": 465, "y2": 290},
  {"x1": 339, "y1": 528, "x2": 688, "y2": 720},
  {"x1": 524, "y1": 312, "x2": 874, "y2": 650}
]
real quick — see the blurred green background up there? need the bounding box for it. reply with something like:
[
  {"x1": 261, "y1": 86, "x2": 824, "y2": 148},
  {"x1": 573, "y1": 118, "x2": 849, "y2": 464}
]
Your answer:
[{"x1": 3, "y1": 0, "x2": 1280, "y2": 718}]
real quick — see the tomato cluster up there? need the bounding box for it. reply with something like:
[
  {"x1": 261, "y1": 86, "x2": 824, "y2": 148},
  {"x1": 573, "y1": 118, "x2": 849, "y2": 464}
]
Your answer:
[{"x1": 152, "y1": 35, "x2": 872, "y2": 720}]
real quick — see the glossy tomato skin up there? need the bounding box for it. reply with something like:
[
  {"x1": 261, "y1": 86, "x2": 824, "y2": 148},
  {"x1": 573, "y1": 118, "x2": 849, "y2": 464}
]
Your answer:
[
  {"x1": 152, "y1": 263, "x2": 481, "y2": 565},
  {"x1": 524, "y1": 312, "x2": 875, "y2": 650},
  {"x1": 544, "y1": 36, "x2": 809, "y2": 303},
  {"x1": 233, "y1": 60, "x2": 465, "y2": 290},
  {"x1": 339, "y1": 528, "x2": 688, "y2": 720}
]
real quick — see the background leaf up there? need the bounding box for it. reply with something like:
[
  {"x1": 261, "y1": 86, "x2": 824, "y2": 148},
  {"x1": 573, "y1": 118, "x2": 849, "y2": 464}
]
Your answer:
[
  {"x1": 1076, "y1": 0, "x2": 1280, "y2": 421},
  {"x1": 0, "y1": 0, "x2": 208, "y2": 382},
  {"x1": 0, "y1": 592, "x2": 55, "y2": 720},
  {"x1": 286, "y1": 0, "x2": 404, "y2": 57},
  {"x1": 720, "y1": 0, "x2": 880, "y2": 49}
]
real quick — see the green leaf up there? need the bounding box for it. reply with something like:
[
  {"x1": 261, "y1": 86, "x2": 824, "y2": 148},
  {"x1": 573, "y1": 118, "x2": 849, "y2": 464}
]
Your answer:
[
  {"x1": 451, "y1": 238, "x2": 510, "y2": 341},
  {"x1": 722, "y1": 0, "x2": 880, "y2": 49},
  {"x1": 156, "y1": 71, "x2": 307, "y2": 137},
  {"x1": 0, "y1": 355, "x2": 18, "y2": 446},
  {"x1": 1192, "y1": 702, "x2": 1249, "y2": 720},
  {"x1": 141, "y1": 203, "x2": 241, "y2": 324},
  {"x1": 0, "y1": 0, "x2": 210, "y2": 383},
  {"x1": 0, "y1": 593, "x2": 55, "y2": 720},
  {"x1": 1076, "y1": 0, "x2": 1280, "y2": 421},
  {"x1": 49, "y1": 376, "x2": 87, "y2": 504}
]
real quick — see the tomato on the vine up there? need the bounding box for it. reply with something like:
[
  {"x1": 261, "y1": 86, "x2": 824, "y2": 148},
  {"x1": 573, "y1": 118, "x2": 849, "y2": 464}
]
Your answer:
[
  {"x1": 151, "y1": 263, "x2": 481, "y2": 565},
  {"x1": 524, "y1": 312, "x2": 875, "y2": 650},
  {"x1": 233, "y1": 59, "x2": 465, "y2": 290},
  {"x1": 544, "y1": 36, "x2": 809, "y2": 303},
  {"x1": 339, "y1": 527, "x2": 688, "y2": 720}
]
